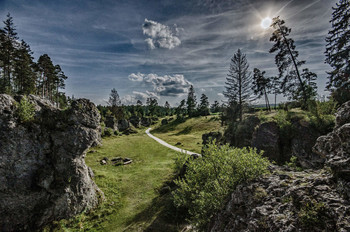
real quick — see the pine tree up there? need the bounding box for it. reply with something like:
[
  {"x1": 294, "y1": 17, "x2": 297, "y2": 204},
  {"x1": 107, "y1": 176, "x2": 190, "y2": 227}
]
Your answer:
[
  {"x1": 252, "y1": 68, "x2": 271, "y2": 111},
  {"x1": 0, "y1": 13, "x2": 19, "y2": 94},
  {"x1": 164, "y1": 101, "x2": 170, "y2": 115},
  {"x1": 198, "y1": 93, "x2": 210, "y2": 116},
  {"x1": 108, "y1": 88, "x2": 121, "y2": 107},
  {"x1": 211, "y1": 100, "x2": 220, "y2": 113},
  {"x1": 223, "y1": 49, "x2": 254, "y2": 121},
  {"x1": 186, "y1": 85, "x2": 197, "y2": 117},
  {"x1": 325, "y1": 0, "x2": 350, "y2": 104},
  {"x1": 13, "y1": 40, "x2": 36, "y2": 94},
  {"x1": 269, "y1": 16, "x2": 317, "y2": 106}
]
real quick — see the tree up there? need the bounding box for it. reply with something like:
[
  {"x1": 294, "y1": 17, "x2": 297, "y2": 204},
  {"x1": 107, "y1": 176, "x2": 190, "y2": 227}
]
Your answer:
[
  {"x1": 147, "y1": 97, "x2": 158, "y2": 117},
  {"x1": 269, "y1": 16, "x2": 317, "y2": 106},
  {"x1": 252, "y1": 68, "x2": 271, "y2": 111},
  {"x1": 270, "y1": 76, "x2": 282, "y2": 110},
  {"x1": 211, "y1": 100, "x2": 220, "y2": 113},
  {"x1": 13, "y1": 40, "x2": 36, "y2": 95},
  {"x1": 108, "y1": 88, "x2": 121, "y2": 107},
  {"x1": 0, "y1": 13, "x2": 19, "y2": 94},
  {"x1": 198, "y1": 93, "x2": 210, "y2": 116},
  {"x1": 176, "y1": 99, "x2": 186, "y2": 120},
  {"x1": 164, "y1": 101, "x2": 170, "y2": 115},
  {"x1": 325, "y1": 0, "x2": 350, "y2": 105},
  {"x1": 223, "y1": 49, "x2": 255, "y2": 121},
  {"x1": 186, "y1": 85, "x2": 197, "y2": 117}
]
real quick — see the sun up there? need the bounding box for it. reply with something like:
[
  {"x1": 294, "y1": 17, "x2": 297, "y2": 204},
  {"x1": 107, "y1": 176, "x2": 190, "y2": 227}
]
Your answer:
[{"x1": 261, "y1": 17, "x2": 272, "y2": 29}]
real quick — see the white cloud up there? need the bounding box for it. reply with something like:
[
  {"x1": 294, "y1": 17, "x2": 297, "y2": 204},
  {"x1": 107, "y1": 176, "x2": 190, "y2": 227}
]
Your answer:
[
  {"x1": 142, "y1": 19, "x2": 182, "y2": 49},
  {"x1": 121, "y1": 90, "x2": 159, "y2": 105},
  {"x1": 128, "y1": 72, "x2": 192, "y2": 96}
]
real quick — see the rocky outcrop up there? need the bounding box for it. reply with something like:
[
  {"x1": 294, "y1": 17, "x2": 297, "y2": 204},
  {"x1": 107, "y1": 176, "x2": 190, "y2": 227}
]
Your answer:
[
  {"x1": 0, "y1": 94, "x2": 103, "y2": 231},
  {"x1": 313, "y1": 101, "x2": 350, "y2": 199},
  {"x1": 118, "y1": 119, "x2": 130, "y2": 131},
  {"x1": 209, "y1": 101, "x2": 350, "y2": 232},
  {"x1": 141, "y1": 117, "x2": 151, "y2": 127},
  {"x1": 209, "y1": 166, "x2": 350, "y2": 232},
  {"x1": 251, "y1": 121, "x2": 281, "y2": 162},
  {"x1": 251, "y1": 120, "x2": 323, "y2": 169},
  {"x1": 105, "y1": 115, "x2": 118, "y2": 131},
  {"x1": 129, "y1": 115, "x2": 141, "y2": 128}
]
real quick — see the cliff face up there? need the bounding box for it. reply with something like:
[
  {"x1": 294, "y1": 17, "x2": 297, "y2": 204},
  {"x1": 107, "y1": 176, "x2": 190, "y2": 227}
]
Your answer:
[
  {"x1": 209, "y1": 101, "x2": 350, "y2": 232},
  {"x1": 0, "y1": 94, "x2": 103, "y2": 231}
]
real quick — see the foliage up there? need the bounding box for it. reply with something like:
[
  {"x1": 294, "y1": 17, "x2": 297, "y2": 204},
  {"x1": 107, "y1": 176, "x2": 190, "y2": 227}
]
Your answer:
[
  {"x1": 286, "y1": 156, "x2": 303, "y2": 172},
  {"x1": 307, "y1": 100, "x2": 336, "y2": 134},
  {"x1": 269, "y1": 16, "x2": 317, "y2": 106},
  {"x1": 103, "y1": 127, "x2": 114, "y2": 137},
  {"x1": 325, "y1": 0, "x2": 350, "y2": 105},
  {"x1": 0, "y1": 14, "x2": 68, "y2": 106},
  {"x1": 298, "y1": 200, "x2": 327, "y2": 229},
  {"x1": 198, "y1": 93, "x2": 210, "y2": 116},
  {"x1": 223, "y1": 49, "x2": 255, "y2": 121},
  {"x1": 252, "y1": 68, "x2": 271, "y2": 111},
  {"x1": 16, "y1": 96, "x2": 35, "y2": 123},
  {"x1": 173, "y1": 143, "x2": 269, "y2": 230},
  {"x1": 186, "y1": 85, "x2": 197, "y2": 117}
]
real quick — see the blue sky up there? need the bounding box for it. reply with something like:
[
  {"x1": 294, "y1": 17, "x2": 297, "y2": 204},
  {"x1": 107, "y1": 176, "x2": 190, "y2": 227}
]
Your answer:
[{"x1": 0, "y1": 0, "x2": 337, "y2": 106}]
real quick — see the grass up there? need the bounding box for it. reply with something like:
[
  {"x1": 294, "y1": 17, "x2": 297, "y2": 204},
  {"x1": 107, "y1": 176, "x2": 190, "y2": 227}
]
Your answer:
[
  {"x1": 44, "y1": 130, "x2": 187, "y2": 232},
  {"x1": 152, "y1": 115, "x2": 223, "y2": 153}
]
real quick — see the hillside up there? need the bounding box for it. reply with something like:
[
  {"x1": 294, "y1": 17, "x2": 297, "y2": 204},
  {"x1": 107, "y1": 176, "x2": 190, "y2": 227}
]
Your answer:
[{"x1": 152, "y1": 115, "x2": 223, "y2": 153}]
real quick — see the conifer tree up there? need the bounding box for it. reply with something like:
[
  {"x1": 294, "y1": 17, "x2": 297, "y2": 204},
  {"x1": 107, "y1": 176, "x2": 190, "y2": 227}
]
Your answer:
[
  {"x1": 186, "y1": 85, "x2": 197, "y2": 117},
  {"x1": 269, "y1": 16, "x2": 317, "y2": 106},
  {"x1": 325, "y1": 0, "x2": 350, "y2": 104},
  {"x1": 252, "y1": 68, "x2": 271, "y2": 111},
  {"x1": 198, "y1": 93, "x2": 210, "y2": 116},
  {"x1": 223, "y1": 49, "x2": 254, "y2": 121}
]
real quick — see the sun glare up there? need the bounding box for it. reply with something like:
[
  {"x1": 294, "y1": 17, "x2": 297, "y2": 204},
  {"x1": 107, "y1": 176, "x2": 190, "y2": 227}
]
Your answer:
[{"x1": 261, "y1": 17, "x2": 272, "y2": 29}]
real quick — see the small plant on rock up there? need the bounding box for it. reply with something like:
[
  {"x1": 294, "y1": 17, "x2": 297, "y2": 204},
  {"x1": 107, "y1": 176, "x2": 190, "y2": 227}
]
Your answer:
[{"x1": 16, "y1": 96, "x2": 35, "y2": 123}]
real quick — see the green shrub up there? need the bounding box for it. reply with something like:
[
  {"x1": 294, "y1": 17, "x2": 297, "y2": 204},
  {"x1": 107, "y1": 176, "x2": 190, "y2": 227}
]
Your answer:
[
  {"x1": 307, "y1": 100, "x2": 336, "y2": 134},
  {"x1": 16, "y1": 96, "x2": 35, "y2": 123},
  {"x1": 298, "y1": 200, "x2": 327, "y2": 229},
  {"x1": 103, "y1": 128, "x2": 113, "y2": 137},
  {"x1": 172, "y1": 143, "x2": 269, "y2": 230}
]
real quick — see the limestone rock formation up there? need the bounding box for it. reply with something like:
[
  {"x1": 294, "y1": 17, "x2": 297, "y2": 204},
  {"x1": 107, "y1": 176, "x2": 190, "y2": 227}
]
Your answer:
[
  {"x1": 0, "y1": 94, "x2": 103, "y2": 231},
  {"x1": 105, "y1": 115, "x2": 118, "y2": 131},
  {"x1": 129, "y1": 115, "x2": 141, "y2": 128},
  {"x1": 313, "y1": 101, "x2": 350, "y2": 199},
  {"x1": 118, "y1": 119, "x2": 130, "y2": 131},
  {"x1": 209, "y1": 101, "x2": 350, "y2": 231},
  {"x1": 251, "y1": 121, "x2": 281, "y2": 162},
  {"x1": 209, "y1": 166, "x2": 350, "y2": 232}
]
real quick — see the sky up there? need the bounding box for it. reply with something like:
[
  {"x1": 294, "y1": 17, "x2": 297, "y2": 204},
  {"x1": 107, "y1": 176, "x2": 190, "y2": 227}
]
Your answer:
[{"x1": 0, "y1": 0, "x2": 338, "y2": 106}]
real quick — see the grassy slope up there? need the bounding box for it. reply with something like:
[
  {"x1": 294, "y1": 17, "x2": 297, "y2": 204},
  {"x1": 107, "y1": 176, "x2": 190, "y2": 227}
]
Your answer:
[
  {"x1": 152, "y1": 115, "x2": 223, "y2": 154},
  {"x1": 48, "y1": 131, "x2": 186, "y2": 232}
]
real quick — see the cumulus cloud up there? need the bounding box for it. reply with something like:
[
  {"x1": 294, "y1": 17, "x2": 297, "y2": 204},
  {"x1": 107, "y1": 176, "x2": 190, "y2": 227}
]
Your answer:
[
  {"x1": 142, "y1": 19, "x2": 182, "y2": 49},
  {"x1": 128, "y1": 72, "x2": 192, "y2": 97},
  {"x1": 121, "y1": 90, "x2": 159, "y2": 105}
]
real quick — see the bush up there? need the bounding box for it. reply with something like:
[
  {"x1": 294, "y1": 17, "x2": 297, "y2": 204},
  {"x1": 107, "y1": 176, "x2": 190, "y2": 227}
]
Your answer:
[
  {"x1": 307, "y1": 100, "x2": 336, "y2": 134},
  {"x1": 16, "y1": 96, "x2": 35, "y2": 123},
  {"x1": 103, "y1": 128, "x2": 113, "y2": 137},
  {"x1": 172, "y1": 143, "x2": 269, "y2": 230}
]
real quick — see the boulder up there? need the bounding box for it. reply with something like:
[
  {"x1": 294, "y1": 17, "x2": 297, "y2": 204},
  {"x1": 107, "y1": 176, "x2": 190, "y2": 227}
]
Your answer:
[
  {"x1": 129, "y1": 115, "x2": 141, "y2": 128},
  {"x1": 0, "y1": 94, "x2": 103, "y2": 231},
  {"x1": 251, "y1": 121, "x2": 281, "y2": 162},
  {"x1": 118, "y1": 119, "x2": 130, "y2": 131},
  {"x1": 141, "y1": 117, "x2": 151, "y2": 127},
  {"x1": 105, "y1": 115, "x2": 118, "y2": 131}
]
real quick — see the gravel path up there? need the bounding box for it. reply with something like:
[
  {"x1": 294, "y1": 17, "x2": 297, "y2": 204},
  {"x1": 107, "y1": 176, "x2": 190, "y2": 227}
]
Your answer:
[{"x1": 146, "y1": 128, "x2": 201, "y2": 156}]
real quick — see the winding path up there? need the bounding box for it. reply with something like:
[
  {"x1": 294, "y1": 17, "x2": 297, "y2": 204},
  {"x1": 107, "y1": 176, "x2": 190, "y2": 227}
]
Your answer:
[{"x1": 145, "y1": 128, "x2": 201, "y2": 156}]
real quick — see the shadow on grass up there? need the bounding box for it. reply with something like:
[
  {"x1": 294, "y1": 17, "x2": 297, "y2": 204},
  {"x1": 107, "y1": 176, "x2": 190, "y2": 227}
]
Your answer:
[
  {"x1": 152, "y1": 118, "x2": 188, "y2": 134},
  {"x1": 175, "y1": 126, "x2": 192, "y2": 135},
  {"x1": 123, "y1": 177, "x2": 188, "y2": 232}
]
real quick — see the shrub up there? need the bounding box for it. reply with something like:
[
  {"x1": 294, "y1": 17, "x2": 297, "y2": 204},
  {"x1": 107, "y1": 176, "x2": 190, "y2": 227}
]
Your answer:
[
  {"x1": 172, "y1": 143, "x2": 269, "y2": 230},
  {"x1": 103, "y1": 128, "x2": 113, "y2": 137},
  {"x1": 16, "y1": 96, "x2": 35, "y2": 123},
  {"x1": 307, "y1": 100, "x2": 336, "y2": 135}
]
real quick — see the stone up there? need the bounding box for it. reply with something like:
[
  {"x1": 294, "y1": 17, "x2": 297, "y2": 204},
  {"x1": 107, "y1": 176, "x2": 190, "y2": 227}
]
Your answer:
[
  {"x1": 129, "y1": 115, "x2": 141, "y2": 128},
  {"x1": 118, "y1": 119, "x2": 130, "y2": 131},
  {"x1": 335, "y1": 101, "x2": 350, "y2": 128},
  {"x1": 251, "y1": 121, "x2": 281, "y2": 162},
  {"x1": 141, "y1": 117, "x2": 151, "y2": 127},
  {"x1": 0, "y1": 94, "x2": 104, "y2": 231},
  {"x1": 105, "y1": 115, "x2": 118, "y2": 131},
  {"x1": 100, "y1": 159, "x2": 107, "y2": 165}
]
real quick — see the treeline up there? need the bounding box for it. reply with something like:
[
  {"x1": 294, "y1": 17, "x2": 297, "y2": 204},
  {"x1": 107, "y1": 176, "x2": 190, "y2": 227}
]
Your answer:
[{"x1": 0, "y1": 13, "x2": 68, "y2": 107}]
